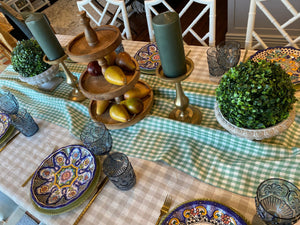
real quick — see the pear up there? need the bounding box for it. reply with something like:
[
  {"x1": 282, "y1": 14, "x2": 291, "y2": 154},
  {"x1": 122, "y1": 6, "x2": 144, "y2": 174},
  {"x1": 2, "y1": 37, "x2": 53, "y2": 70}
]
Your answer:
[
  {"x1": 115, "y1": 52, "x2": 136, "y2": 72},
  {"x1": 124, "y1": 83, "x2": 150, "y2": 99},
  {"x1": 95, "y1": 100, "x2": 109, "y2": 116},
  {"x1": 121, "y1": 98, "x2": 144, "y2": 114},
  {"x1": 109, "y1": 104, "x2": 131, "y2": 123},
  {"x1": 104, "y1": 51, "x2": 117, "y2": 66},
  {"x1": 104, "y1": 66, "x2": 127, "y2": 86}
]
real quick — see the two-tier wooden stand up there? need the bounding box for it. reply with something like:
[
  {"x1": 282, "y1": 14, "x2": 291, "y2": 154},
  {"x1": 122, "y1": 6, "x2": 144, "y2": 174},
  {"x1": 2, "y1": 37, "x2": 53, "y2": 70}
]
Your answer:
[{"x1": 65, "y1": 12, "x2": 153, "y2": 129}]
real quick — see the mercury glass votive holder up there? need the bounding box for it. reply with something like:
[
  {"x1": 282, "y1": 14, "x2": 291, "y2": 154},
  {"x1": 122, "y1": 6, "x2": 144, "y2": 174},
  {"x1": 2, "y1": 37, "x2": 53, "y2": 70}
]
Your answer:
[
  {"x1": 216, "y1": 41, "x2": 241, "y2": 70},
  {"x1": 255, "y1": 178, "x2": 300, "y2": 225}
]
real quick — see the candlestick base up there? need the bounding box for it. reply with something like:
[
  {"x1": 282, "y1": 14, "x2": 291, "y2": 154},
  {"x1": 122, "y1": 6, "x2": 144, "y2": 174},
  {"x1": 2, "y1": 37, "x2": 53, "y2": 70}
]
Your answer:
[
  {"x1": 156, "y1": 57, "x2": 202, "y2": 125},
  {"x1": 43, "y1": 54, "x2": 86, "y2": 102}
]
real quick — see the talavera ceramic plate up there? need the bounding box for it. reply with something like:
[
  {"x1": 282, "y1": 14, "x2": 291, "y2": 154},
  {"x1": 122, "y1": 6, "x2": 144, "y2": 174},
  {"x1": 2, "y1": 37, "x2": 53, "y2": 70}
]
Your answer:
[
  {"x1": 250, "y1": 47, "x2": 300, "y2": 85},
  {"x1": 0, "y1": 113, "x2": 11, "y2": 140},
  {"x1": 134, "y1": 42, "x2": 160, "y2": 75},
  {"x1": 31, "y1": 145, "x2": 101, "y2": 214},
  {"x1": 159, "y1": 199, "x2": 249, "y2": 225}
]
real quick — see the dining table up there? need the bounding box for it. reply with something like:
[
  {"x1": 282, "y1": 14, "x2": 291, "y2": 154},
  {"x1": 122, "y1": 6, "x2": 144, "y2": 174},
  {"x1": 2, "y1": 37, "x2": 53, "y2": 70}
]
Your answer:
[{"x1": 0, "y1": 35, "x2": 299, "y2": 225}]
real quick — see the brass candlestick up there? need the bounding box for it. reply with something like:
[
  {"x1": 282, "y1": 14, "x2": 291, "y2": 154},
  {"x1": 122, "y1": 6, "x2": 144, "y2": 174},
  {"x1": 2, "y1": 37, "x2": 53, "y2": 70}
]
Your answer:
[
  {"x1": 44, "y1": 54, "x2": 86, "y2": 102},
  {"x1": 156, "y1": 57, "x2": 202, "y2": 124}
]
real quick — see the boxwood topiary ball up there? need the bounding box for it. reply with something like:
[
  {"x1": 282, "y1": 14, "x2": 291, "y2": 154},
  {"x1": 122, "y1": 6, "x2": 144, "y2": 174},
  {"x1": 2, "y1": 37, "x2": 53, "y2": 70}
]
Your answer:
[
  {"x1": 11, "y1": 39, "x2": 51, "y2": 78},
  {"x1": 216, "y1": 60, "x2": 297, "y2": 129}
]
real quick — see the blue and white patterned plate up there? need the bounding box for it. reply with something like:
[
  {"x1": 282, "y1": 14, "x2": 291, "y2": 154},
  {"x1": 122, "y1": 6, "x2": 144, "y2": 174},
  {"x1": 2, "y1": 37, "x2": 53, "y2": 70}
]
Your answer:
[
  {"x1": 0, "y1": 113, "x2": 11, "y2": 140},
  {"x1": 160, "y1": 199, "x2": 249, "y2": 225},
  {"x1": 134, "y1": 42, "x2": 160, "y2": 74},
  {"x1": 250, "y1": 47, "x2": 300, "y2": 85},
  {"x1": 31, "y1": 145, "x2": 101, "y2": 214}
]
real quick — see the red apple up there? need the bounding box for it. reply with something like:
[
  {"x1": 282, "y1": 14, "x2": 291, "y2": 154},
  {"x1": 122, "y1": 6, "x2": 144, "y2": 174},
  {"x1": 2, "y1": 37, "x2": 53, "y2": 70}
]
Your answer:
[{"x1": 87, "y1": 61, "x2": 102, "y2": 76}]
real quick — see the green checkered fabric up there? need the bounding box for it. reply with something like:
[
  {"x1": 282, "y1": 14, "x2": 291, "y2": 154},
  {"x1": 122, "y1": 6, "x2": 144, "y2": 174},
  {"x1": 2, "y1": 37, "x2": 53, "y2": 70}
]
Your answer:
[{"x1": 1, "y1": 64, "x2": 299, "y2": 197}]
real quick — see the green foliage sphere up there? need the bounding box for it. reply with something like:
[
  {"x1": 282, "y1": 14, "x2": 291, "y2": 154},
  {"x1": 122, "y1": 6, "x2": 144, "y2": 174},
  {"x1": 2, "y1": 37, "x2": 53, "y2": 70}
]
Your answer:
[
  {"x1": 216, "y1": 60, "x2": 297, "y2": 129},
  {"x1": 11, "y1": 39, "x2": 51, "y2": 77}
]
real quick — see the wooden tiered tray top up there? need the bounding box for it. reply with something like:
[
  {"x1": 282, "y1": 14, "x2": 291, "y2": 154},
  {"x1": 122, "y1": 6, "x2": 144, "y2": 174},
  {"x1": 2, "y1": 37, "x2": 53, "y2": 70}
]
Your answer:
[
  {"x1": 66, "y1": 25, "x2": 122, "y2": 63},
  {"x1": 89, "y1": 80, "x2": 154, "y2": 130},
  {"x1": 79, "y1": 58, "x2": 140, "y2": 100}
]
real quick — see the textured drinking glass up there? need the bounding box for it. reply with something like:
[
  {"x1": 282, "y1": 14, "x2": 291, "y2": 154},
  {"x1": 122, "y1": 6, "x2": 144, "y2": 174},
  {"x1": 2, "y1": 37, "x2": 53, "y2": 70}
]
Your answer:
[
  {"x1": 207, "y1": 47, "x2": 227, "y2": 78},
  {"x1": 0, "y1": 90, "x2": 19, "y2": 115},
  {"x1": 80, "y1": 121, "x2": 112, "y2": 156},
  {"x1": 255, "y1": 178, "x2": 300, "y2": 225},
  {"x1": 10, "y1": 108, "x2": 39, "y2": 137},
  {"x1": 103, "y1": 152, "x2": 136, "y2": 191},
  {"x1": 216, "y1": 41, "x2": 241, "y2": 70}
]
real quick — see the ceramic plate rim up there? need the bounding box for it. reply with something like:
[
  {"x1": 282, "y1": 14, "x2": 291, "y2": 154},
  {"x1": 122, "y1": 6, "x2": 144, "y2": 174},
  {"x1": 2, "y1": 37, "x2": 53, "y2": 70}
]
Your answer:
[
  {"x1": 159, "y1": 199, "x2": 250, "y2": 225},
  {"x1": 31, "y1": 144, "x2": 98, "y2": 211},
  {"x1": 0, "y1": 113, "x2": 11, "y2": 140},
  {"x1": 134, "y1": 42, "x2": 160, "y2": 72},
  {"x1": 250, "y1": 46, "x2": 300, "y2": 85}
]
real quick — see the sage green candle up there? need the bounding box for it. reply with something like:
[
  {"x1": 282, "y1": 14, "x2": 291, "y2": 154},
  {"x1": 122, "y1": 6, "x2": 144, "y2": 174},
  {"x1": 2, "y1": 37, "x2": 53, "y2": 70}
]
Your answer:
[
  {"x1": 152, "y1": 12, "x2": 186, "y2": 78},
  {"x1": 25, "y1": 13, "x2": 65, "y2": 61}
]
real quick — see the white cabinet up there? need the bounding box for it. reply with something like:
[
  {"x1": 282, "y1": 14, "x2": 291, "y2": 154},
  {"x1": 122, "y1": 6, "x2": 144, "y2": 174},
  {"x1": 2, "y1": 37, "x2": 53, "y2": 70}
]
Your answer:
[
  {"x1": 226, "y1": 0, "x2": 300, "y2": 47},
  {"x1": 4, "y1": 0, "x2": 50, "y2": 13}
]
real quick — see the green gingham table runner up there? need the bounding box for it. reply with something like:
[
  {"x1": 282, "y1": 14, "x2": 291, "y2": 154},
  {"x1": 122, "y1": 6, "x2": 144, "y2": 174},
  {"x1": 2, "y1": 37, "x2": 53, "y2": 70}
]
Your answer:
[{"x1": 0, "y1": 63, "x2": 299, "y2": 198}]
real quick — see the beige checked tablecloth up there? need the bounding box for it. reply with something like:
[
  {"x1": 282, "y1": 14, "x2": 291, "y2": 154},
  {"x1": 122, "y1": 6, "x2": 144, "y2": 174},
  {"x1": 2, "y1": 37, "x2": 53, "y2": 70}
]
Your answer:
[{"x1": 0, "y1": 38, "x2": 298, "y2": 225}]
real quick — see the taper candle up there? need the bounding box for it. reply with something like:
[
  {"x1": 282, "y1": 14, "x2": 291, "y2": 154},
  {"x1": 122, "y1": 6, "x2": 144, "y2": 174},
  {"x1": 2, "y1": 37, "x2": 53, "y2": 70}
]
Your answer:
[
  {"x1": 25, "y1": 13, "x2": 65, "y2": 61},
  {"x1": 152, "y1": 12, "x2": 186, "y2": 78}
]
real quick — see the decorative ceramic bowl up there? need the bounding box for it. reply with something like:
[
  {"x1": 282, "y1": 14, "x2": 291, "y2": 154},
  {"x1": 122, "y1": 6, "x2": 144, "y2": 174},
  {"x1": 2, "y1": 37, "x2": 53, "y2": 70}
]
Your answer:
[
  {"x1": 19, "y1": 65, "x2": 61, "y2": 91},
  {"x1": 159, "y1": 199, "x2": 248, "y2": 225},
  {"x1": 214, "y1": 102, "x2": 296, "y2": 140},
  {"x1": 255, "y1": 178, "x2": 300, "y2": 224},
  {"x1": 30, "y1": 145, "x2": 101, "y2": 214},
  {"x1": 0, "y1": 113, "x2": 11, "y2": 140}
]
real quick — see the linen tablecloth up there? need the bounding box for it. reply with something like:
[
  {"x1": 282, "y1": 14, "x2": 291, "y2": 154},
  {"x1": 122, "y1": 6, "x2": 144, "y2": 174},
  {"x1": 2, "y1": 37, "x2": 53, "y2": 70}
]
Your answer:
[{"x1": 0, "y1": 40, "x2": 299, "y2": 198}]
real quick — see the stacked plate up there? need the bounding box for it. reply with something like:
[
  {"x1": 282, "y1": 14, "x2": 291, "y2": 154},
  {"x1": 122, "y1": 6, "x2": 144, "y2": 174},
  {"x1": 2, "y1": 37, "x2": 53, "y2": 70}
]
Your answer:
[
  {"x1": 250, "y1": 47, "x2": 300, "y2": 85},
  {"x1": 134, "y1": 42, "x2": 160, "y2": 75},
  {"x1": 30, "y1": 145, "x2": 101, "y2": 214},
  {"x1": 0, "y1": 113, "x2": 14, "y2": 146},
  {"x1": 160, "y1": 199, "x2": 249, "y2": 225}
]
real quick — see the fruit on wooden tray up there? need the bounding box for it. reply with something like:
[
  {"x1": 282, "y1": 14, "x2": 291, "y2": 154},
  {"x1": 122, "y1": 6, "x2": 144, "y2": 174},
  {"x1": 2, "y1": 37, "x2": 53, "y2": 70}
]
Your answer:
[
  {"x1": 124, "y1": 82, "x2": 150, "y2": 99},
  {"x1": 109, "y1": 104, "x2": 130, "y2": 122},
  {"x1": 87, "y1": 61, "x2": 102, "y2": 76},
  {"x1": 104, "y1": 66, "x2": 127, "y2": 86},
  {"x1": 95, "y1": 100, "x2": 110, "y2": 116},
  {"x1": 120, "y1": 98, "x2": 144, "y2": 114},
  {"x1": 104, "y1": 51, "x2": 117, "y2": 66},
  {"x1": 115, "y1": 52, "x2": 136, "y2": 72}
]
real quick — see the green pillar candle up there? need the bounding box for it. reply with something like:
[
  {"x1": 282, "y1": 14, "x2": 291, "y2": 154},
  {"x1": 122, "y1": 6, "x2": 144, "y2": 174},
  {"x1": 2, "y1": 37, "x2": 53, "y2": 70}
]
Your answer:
[
  {"x1": 152, "y1": 12, "x2": 186, "y2": 78},
  {"x1": 25, "y1": 13, "x2": 65, "y2": 61}
]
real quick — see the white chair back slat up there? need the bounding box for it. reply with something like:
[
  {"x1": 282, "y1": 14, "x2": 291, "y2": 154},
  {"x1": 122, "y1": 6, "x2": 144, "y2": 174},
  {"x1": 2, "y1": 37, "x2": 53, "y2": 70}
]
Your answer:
[
  {"x1": 281, "y1": 0, "x2": 298, "y2": 16},
  {"x1": 77, "y1": 0, "x2": 132, "y2": 40},
  {"x1": 245, "y1": 0, "x2": 300, "y2": 54}
]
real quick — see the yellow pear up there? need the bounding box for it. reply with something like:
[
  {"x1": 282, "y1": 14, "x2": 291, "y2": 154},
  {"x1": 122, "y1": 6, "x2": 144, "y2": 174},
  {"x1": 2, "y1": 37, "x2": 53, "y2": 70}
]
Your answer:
[
  {"x1": 115, "y1": 52, "x2": 136, "y2": 72},
  {"x1": 95, "y1": 100, "x2": 109, "y2": 116},
  {"x1": 120, "y1": 98, "x2": 144, "y2": 114},
  {"x1": 124, "y1": 83, "x2": 150, "y2": 99},
  {"x1": 109, "y1": 104, "x2": 131, "y2": 123},
  {"x1": 104, "y1": 66, "x2": 127, "y2": 86},
  {"x1": 104, "y1": 51, "x2": 117, "y2": 66}
]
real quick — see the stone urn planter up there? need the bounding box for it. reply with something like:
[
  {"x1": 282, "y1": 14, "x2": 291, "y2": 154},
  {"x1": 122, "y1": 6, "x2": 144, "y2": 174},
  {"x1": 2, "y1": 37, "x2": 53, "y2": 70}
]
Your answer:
[{"x1": 214, "y1": 102, "x2": 296, "y2": 140}]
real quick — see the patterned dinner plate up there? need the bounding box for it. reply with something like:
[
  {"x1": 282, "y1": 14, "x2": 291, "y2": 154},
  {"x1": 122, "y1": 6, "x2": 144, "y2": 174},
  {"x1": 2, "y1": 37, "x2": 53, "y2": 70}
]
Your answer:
[
  {"x1": 31, "y1": 145, "x2": 101, "y2": 214},
  {"x1": 134, "y1": 42, "x2": 160, "y2": 75},
  {"x1": 0, "y1": 113, "x2": 11, "y2": 140},
  {"x1": 159, "y1": 199, "x2": 249, "y2": 225},
  {"x1": 250, "y1": 47, "x2": 300, "y2": 85}
]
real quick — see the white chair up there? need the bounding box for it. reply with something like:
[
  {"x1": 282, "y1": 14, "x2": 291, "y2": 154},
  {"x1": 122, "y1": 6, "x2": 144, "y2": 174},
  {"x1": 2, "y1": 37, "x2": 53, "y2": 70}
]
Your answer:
[
  {"x1": 179, "y1": 0, "x2": 216, "y2": 46},
  {"x1": 245, "y1": 0, "x2": 300, "y2": 52},
  {"x1": 144, "y1": 0, "x2": 175, "y2": 42},
  {"x1": 77, "y1": 0, "x2": 132, "y2": 40}
]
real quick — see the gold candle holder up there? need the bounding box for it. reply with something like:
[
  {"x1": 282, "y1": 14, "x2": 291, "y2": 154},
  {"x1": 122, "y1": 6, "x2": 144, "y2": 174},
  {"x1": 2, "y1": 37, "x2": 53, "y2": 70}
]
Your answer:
[
  {"x1": 156, "y1": 57, "x2": 202, "y2": 124},
  {"x1": 43, "y1": 54, "x2": 86, "y2": 102}
]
